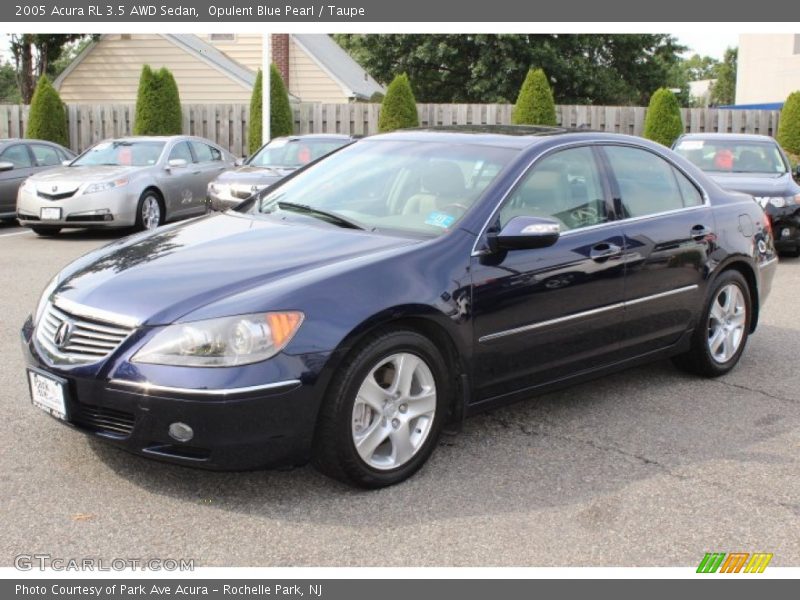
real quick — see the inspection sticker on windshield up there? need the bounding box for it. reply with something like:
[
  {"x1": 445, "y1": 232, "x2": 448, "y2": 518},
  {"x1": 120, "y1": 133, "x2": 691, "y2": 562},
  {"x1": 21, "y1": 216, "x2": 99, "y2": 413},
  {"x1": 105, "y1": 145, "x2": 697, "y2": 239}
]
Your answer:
[
  {"x1": 425, "y1": 211, "x2": 456, "y2": 229},
  {"x1": 676, "y1": 140, "x2": 704, "y2": 150}
]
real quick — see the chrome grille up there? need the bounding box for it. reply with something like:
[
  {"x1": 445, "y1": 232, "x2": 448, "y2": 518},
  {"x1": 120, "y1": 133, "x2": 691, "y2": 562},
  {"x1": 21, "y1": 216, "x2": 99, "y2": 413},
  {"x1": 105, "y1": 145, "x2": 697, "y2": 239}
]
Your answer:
[{"x1": 36, "y1": 302, "x2": 135, "y2": 364}]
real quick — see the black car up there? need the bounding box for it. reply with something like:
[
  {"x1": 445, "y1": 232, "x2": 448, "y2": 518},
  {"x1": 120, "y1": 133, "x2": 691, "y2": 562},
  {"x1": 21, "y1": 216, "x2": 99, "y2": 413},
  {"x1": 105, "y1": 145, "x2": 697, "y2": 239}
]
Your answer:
[
  {"x1": 673, "y1": 133, "x2": 800, "y2": 256},
  {"x1": 0, "y1": 138, "x2": 76, "y2": 222},
  {"x1": 22, "y1": 127, "x2": 777, "y2": 488},
  {"x1": 206, "y1": 134, "x2": 357, "y2": 211}
]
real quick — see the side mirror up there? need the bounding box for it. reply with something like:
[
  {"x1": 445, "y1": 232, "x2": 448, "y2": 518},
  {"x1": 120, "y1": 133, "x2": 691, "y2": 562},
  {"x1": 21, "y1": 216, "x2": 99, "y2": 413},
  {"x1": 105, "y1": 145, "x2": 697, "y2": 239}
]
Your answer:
[
  {"x1": 167, "y1": 158, "x2": 188, "y2": 169},
  {"x1": 61, "y1": 159, "x2": 72, "y2": 166},
  {"x1": 0, "y1": 161, "x2": 14, "y2": 172},
  {"x1": 234, "y1": 157, "x2": 245, "y2": 167},
  {"x1": 487, "y1": 216, "x2": 561, "y2": 252}
]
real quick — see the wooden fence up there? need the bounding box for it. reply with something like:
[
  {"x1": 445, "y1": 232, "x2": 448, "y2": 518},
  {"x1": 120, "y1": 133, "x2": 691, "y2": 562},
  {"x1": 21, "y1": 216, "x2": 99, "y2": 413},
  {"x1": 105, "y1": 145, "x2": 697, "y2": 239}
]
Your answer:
[{"x1": 0, "y1": 102, "x2": 783, "y2": 157}]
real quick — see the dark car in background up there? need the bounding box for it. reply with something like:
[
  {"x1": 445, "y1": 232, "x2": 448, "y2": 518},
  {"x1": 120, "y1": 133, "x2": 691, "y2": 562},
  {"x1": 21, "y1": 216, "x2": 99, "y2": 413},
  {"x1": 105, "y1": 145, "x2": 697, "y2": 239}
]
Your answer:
[
  {"x1": 0, "y1": 139, "x2": 75, "y2": 223},
  {"x1": 206, "y1": 134, "x2": 356, "y2": 211},
  {"x1": 673, "y1": 133, "x2": 800, "y2": 256},
  {"x1": 22, "y1": 128, "x2": 776, "y2": 488}
]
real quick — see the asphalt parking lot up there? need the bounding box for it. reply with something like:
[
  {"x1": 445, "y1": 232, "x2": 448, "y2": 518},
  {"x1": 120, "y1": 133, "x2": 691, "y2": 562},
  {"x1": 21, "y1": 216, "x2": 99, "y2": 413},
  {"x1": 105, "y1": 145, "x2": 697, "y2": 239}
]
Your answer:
[{"x1": 1, "y1": 219, "x2": 799, "y2": 567}]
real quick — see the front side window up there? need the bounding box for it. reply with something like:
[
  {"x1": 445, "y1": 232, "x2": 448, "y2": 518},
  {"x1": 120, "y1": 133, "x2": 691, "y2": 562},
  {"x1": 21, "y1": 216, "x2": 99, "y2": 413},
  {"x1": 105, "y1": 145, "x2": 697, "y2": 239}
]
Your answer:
[
  {"x1": 253, "y1": 140, "x2": 518, "y2": 237},
  {"x1": 190, "y1": 142, "x2": 215, "y2": 163},
  {"x1": 169, "y1": 142, "x2": 193, "y2": 163},
  {"x1": 498, "y1": 146, "x2": 609, "y2": 232},
  {"x1": 604, "y1": 146, "x2": 701, "y2": 218},
  {"x1": 0, "y1": 144, "x2": 32, "y2": 167},
  {"x1": 72, "y1": 140, "x2": 165, "y2": 167}
]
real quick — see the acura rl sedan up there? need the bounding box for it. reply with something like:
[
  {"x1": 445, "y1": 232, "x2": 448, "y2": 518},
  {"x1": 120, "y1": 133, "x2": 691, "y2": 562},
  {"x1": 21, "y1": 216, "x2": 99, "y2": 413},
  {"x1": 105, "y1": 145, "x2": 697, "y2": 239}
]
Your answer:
[
  {"x1": 17, "y1": 136, "x2": 236, "y2": 236},
  {"x1": 673, "y1": 133, "x2": 800, "y2": 256},
  {"x1": 22, "y1": 127, "x2": 777, "y2": 488},
  {"x1": 207, "y1": 134, "x2": 356, "y2": 212}
]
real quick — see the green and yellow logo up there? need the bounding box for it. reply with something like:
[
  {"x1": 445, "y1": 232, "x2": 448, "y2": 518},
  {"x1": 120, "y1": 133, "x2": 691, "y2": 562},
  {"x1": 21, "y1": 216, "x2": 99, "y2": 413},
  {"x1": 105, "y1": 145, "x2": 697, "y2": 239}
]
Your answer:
[{"x1": 697, "y1": 552, "x2": 773, "y2": 573}]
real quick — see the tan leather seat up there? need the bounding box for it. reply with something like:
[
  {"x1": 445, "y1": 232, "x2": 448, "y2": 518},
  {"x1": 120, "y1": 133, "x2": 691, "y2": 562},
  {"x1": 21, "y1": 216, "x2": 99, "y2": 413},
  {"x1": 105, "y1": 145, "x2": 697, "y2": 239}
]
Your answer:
[{"x1": 402, "y1": 161, "x2": 467, "y2": 215}]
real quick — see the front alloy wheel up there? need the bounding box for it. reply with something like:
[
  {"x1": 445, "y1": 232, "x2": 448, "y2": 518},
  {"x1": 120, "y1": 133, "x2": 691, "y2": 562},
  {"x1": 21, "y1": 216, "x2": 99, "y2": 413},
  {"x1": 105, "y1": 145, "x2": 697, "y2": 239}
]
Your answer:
[
  {"x1": 140, "y1": 195, "x2": 161, "y2": 230},
  {"x1": 351, "y1": 352, "x2": 437, "y2": 470},
  {"x1": 313, "y1": 329, "x2": 449, "y2": 488}
]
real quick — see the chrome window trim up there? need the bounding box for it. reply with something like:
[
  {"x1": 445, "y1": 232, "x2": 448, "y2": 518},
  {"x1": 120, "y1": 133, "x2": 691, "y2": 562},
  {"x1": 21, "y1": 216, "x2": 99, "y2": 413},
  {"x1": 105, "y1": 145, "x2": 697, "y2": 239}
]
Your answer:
[
  {"x1": 471, "y1": 139, "x2": 712, "y2": 257},
  {"x1": 107, "y1": 378, "x2": 302, "y2": 397},
  {"x1": 478, "y1": 284, "x2": 699, "y2": 343},
  {"x1": 53, "y1": 296, "x2": 141, "y2": 328}
]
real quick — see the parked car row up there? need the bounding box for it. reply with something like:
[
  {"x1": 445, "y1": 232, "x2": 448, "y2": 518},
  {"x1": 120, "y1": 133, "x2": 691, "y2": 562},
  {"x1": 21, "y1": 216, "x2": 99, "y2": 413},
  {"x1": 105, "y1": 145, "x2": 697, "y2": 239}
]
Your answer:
[{"x1": 5, "y1": 134, "x2": 357, "y2": 236}]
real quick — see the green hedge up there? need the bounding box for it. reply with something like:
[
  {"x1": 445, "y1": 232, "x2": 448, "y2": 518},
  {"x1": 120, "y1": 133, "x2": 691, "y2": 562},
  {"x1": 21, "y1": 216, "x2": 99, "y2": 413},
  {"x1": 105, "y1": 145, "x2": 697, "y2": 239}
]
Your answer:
[
  {"x1": 512, "y1": 68, "x2": 557, "y2": 126},
  {"x1": 378, "y1": 73, "x2": 418, "y2": 133},
  {"x1": 777, "y1": 91, "x2": 800, "y2": 156},
  {"x1": 133, "y1": 65, "x2": 182, "y2": 136},
  {"x1": 248, "y1": 65, "x2": 294, "y2": 154},
  {"x1": 26, "y1": 76, "x2": 68, "y2": 146},
  {"x1": 642, "y1": 88, "x2": 683, "y2": 147}
]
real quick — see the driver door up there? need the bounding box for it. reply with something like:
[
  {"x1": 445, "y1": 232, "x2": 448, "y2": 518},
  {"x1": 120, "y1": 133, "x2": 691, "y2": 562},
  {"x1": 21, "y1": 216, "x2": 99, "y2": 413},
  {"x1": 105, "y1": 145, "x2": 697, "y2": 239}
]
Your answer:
[{"x1": 470, "y1": 145, "x2": 628, "y2": 403}]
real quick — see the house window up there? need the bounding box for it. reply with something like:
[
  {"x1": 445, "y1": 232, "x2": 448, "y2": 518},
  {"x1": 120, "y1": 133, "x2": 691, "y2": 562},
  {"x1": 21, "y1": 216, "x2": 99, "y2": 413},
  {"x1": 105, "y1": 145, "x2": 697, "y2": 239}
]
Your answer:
[{"x1": 210, "y1": 34, "x2": 235, "y2": 42}]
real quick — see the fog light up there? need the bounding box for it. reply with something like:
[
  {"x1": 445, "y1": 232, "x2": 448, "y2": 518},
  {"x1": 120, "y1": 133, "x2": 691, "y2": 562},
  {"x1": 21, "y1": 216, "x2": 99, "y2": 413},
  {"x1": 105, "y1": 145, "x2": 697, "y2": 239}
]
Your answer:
[
  {"x1": 782, "y1": 227, "x2": 791, "y2": 239},
  {"x1": 168, "y1": 422, "x2": 194, "y2": 442}
]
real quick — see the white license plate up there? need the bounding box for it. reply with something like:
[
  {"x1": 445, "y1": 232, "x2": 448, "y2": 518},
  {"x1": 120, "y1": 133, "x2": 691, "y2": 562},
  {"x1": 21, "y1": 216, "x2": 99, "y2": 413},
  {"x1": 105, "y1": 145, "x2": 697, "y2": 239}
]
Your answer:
[
  {"x1": 28, "y1": 370, "x2": 67, "y2": 421},
  {"x1": 40, "y1": 207, "x2": 62, "y2": 220}
]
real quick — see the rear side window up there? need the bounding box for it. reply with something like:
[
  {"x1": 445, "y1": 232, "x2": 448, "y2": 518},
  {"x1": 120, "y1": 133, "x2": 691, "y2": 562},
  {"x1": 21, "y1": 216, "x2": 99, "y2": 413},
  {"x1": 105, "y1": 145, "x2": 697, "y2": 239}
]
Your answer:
[
  {"x1": 0, "y1": 144, "x2": 32, "y2": 167},
  {"x1": 604, "y1": 146, "x2": 701, "y2": 218}
]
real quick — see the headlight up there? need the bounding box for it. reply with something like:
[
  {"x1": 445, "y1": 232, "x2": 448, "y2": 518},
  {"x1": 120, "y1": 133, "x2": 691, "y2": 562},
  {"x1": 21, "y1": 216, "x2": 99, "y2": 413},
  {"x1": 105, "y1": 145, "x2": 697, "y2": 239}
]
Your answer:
[
  {"x1": 769, "y1": 197, "x2": 786, "y2": 208},
  {"x1": 83, "y1": 178, "x2": 128, "y2": 195},
  {"x1": 793, "y1": 194, "x2": 800, "y2": 205},
  {"x1": 132, "y1": 312, "x2": 304, "y2": 367},
  {"x1": 34, "y1": 275, "x2": 59, "y2": 324}
]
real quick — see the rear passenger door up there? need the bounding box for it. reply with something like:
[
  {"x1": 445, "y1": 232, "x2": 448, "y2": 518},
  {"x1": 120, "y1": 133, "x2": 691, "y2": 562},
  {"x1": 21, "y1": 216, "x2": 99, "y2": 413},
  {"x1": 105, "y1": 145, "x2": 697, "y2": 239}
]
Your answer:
[
  {"x1": 0, "y1": 144, "x2": 35, "y2": 214},
  {"x1": 600, "y1": 144, "x2": 713, "y2": 357},
  {"x1": 189, "y1": 142, "x2": 228, "y2": 214}
]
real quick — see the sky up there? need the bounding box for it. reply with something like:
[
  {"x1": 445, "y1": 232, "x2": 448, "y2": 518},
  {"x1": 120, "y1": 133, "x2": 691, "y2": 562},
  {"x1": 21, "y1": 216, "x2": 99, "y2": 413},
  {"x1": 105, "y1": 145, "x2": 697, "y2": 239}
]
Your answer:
[{"x1": 0, "y1": 31, "x2": 741, "y2": 63}]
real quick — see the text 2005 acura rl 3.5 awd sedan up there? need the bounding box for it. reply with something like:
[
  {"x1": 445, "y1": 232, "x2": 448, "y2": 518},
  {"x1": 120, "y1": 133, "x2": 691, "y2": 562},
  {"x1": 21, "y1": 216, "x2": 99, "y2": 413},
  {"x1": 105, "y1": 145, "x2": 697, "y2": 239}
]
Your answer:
[{"x1": 21, "y1": 127, "x2": 777, "y2": 488}]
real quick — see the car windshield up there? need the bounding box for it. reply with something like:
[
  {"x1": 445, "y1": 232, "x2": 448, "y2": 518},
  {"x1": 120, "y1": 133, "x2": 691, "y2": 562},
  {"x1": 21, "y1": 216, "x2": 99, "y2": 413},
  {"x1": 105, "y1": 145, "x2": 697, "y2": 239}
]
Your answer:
[
  {"x1": 252, "y1": 139, "x2": 518, "y2": 237},
  {"x1": 674, "y1": 138, "x2": 788, "y2": 174},
  {"x1": 72, "y1": 140, "x2": 166, "y2": 167},
  {"x1": 248, "y1": 138, "x2": 350, "y2": 168}
]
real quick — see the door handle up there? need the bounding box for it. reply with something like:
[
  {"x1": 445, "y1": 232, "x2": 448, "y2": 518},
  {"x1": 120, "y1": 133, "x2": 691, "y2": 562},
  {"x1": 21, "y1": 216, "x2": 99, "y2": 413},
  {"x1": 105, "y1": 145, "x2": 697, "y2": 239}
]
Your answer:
[
  {"x1": 192, "y1": 171, "x2": 201, "y2": 175},
  {"x1": 691, "y1": 224, "x2": 712, "y2": 241},
  {"x1": 590, "y1": 242, "x2": 622, "y2": 262}
]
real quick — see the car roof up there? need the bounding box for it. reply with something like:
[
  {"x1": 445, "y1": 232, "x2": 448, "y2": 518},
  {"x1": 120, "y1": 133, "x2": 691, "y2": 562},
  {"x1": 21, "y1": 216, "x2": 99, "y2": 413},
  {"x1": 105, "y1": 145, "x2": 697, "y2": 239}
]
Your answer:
[
  {"x1": 273, "y1": 134, "x2": 356, "y2": 142},
  {"x1": 364, "y1": 126, "x2": 648, "y2": 150},
  {"x1": 677, "y1": 133, "x2": 777, "y2": 143}
]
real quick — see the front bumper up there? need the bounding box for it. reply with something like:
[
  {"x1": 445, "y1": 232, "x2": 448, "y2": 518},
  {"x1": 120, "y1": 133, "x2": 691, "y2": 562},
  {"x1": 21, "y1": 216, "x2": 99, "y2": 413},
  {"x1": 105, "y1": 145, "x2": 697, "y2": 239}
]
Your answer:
[
  {"x1": 206, "y1": 189, "x2": 251, "y2": 212},
  {"x1": 16, "y1": 186, "x2": 138, "y2": 229},
  {"x1": 20, "y1": 316, "x2": 328, "y2": 470},
  {"x1": 766, "y1": 205, "x2": 800, "y2": 251}
]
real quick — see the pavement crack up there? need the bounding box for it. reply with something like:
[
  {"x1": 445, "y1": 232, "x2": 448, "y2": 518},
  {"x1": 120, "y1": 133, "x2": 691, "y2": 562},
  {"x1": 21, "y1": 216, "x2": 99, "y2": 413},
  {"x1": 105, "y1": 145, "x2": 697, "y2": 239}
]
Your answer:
[{"x1": 714, "y1": 379, "x2": 799, "y2": 406}]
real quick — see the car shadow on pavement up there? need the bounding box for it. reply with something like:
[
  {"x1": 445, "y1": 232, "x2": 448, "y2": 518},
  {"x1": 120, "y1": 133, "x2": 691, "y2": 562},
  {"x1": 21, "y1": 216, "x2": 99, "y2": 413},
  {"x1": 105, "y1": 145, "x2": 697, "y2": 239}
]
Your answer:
[{"x1": 86, "y1": 335, "x2": 799, "y2": 527}]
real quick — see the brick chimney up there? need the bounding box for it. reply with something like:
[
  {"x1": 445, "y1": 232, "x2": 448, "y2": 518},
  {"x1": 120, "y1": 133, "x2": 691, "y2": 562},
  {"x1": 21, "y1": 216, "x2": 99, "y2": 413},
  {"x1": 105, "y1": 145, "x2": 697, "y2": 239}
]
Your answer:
[{"x1": 271, "y1": 34, "x2": 290, "y2": 87}]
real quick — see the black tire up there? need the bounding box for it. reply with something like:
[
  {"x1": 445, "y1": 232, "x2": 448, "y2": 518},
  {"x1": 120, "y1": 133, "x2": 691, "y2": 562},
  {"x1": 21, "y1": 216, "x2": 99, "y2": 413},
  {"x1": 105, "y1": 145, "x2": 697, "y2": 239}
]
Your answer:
[
  {"x1": 672, "y1": 270, "x2": 752, "y2": 377},
  {"x1": 313, "y1": 329, "x2": 450, "y2": 488},
  {"x1": 31, "y1": 226, "x2": 61, "y2": 236},
  {"x1": 135, "y1": 189, "x2": 164, "y2": 231}
]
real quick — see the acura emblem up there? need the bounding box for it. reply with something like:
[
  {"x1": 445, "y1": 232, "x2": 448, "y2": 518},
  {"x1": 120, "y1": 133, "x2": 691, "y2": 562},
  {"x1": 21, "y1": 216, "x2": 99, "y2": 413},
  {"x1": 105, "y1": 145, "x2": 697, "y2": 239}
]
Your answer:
[
  {"x1": 51, "y1": 185, "x2": 58, "y2": 193},
  {"x1": 53, "y1": 321, "x2": 72, "y2": 348}
]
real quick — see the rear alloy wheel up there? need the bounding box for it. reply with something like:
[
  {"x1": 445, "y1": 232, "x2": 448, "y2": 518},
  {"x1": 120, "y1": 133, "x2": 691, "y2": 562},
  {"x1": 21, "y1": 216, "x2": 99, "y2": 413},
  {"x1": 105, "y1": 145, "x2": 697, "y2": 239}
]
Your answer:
[
  {"x1": 672, "y1": 270, "x2": 751, "y2": 377},
  {"x1": 136, "y1": 191, "x2": 163, "y2": 231},
  {"x1": 31, "y1": 226, "x2": 61, "y2": 236},
  {"x1": 313, "y1": 330, "x2": 449, "y2": 488}
]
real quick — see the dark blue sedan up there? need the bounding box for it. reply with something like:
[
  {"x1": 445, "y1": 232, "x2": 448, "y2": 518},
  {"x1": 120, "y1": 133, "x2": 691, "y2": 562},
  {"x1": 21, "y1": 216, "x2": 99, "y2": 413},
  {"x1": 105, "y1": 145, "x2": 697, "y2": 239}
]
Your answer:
[{"x1": 22, "y1": 127, "x2": 777, "y2": 487}]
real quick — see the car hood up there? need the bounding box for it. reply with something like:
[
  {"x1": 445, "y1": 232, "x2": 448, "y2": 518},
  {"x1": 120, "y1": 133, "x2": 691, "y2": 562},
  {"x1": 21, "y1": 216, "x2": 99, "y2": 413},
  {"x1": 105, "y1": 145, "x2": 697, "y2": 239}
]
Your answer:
[
  {"x1": 55, "y1": 213, "x2": 417, "y2": 325},
  {"x1": 28, "y1": 165, "x2": 141, "y2": 192},
  {"x1": 706, "y1": 172, "x2": 799, "y2": 197},
  {"x1": 213, "y1": 166, "x2": 295, "y2": 186}
]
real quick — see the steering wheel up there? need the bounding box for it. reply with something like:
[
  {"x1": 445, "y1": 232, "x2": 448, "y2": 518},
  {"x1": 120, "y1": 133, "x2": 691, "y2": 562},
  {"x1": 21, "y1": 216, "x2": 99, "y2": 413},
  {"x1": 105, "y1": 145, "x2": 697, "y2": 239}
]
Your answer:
[{"x1": 569, "y1": 206, "x2": 598, "y2": 228}]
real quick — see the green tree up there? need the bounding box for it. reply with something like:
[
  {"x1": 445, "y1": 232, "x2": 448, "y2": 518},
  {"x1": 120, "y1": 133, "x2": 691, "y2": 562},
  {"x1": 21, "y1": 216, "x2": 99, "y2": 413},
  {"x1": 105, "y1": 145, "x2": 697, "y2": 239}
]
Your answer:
[
  {"x1": 378, "y1": 73, "x2": 419, "y2": 132},
  {"x1": 0, "y1": 62, "x2": 22, "y2": 103},
  {"x1": 9, "y1": 34, "x2": 94, "y2": 103},
  {"x1": 25, "y1": 76, "x2": 68, "y2": 146},
  {"x1": 777, "y1": 91, "x2": 800, "y2": 156},
  {"x1": 248, "y1": 65, "x2": 294, "y2": 154},
  {"x1": 710, "y1": 47, "x2": 737, "y2": 106},
  {"x1": 643, "y1": 88, "x2": 684, "y2": 147},
  {"x1": 335, "y1": 34, "x2": 685, "y2": 104},
  {"x1": 512, "y1": 68, "x2": 557, "y2": 126},
  {"x1": 133, "y1": 65, "x2": 182, "y2": 135}
]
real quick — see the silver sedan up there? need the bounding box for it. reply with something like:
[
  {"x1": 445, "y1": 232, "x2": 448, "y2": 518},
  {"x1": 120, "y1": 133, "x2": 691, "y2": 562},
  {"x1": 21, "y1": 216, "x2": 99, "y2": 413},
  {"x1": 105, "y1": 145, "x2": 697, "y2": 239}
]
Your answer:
[{"x1": 17, "y1": 136, "x2": 236, "y2": 236}]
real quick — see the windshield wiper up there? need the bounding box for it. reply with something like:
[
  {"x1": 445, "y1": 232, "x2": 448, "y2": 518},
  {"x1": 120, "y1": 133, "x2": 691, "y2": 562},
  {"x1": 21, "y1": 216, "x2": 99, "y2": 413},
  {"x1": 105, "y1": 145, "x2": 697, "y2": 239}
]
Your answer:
[{"x1": 277, "y1": 201, "x2": 365, "y2": 230}]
